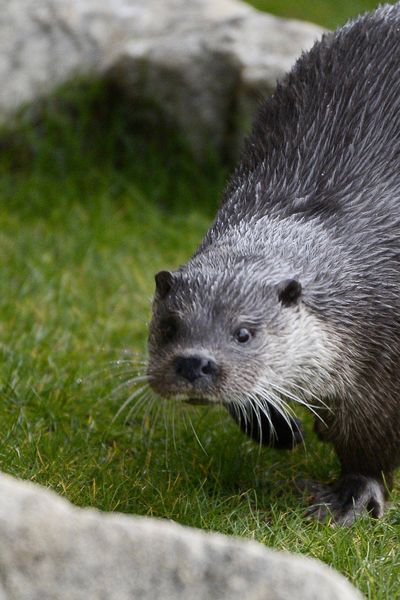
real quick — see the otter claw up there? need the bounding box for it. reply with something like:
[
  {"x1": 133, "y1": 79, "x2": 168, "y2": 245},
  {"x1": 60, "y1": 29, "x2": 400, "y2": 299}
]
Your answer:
[{"x1": 304, "y1": 474, "x2": 385, "y2": 525}]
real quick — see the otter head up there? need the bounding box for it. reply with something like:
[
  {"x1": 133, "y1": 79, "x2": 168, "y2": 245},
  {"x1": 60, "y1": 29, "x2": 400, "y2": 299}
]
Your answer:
[{"x1": 147, "y1": 252, "x2": 334, "y2": 408}]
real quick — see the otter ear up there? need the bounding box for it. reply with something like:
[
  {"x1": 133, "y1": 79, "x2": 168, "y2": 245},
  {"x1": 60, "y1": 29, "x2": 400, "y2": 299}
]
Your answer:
[
  {"x1": 277, "y1": 279, "x2": 302, "y2": 307},
  {"x1": 155, "y1": 270, "x2": 175, "y2": 299}
]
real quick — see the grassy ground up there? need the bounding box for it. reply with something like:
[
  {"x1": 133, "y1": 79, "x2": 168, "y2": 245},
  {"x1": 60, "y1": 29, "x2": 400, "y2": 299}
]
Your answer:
[
  {"x1": 1, "y1": 2, "x2": 399, "y2": 598},
  {"x1": 247, "y1": 0, "x2": 396, "y2": 28}
]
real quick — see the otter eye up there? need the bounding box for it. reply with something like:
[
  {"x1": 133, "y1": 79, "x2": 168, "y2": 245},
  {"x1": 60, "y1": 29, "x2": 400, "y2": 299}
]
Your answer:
[
  {"x1": 235, "y1": 328, "x2": 252, "y2": 344},
  {"x1": 159, "y1": 318, "x2": 178, "y2": 342}
]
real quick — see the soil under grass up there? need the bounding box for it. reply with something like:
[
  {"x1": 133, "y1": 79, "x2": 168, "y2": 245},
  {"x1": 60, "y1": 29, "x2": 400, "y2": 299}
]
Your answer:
[{"x1": 0, "y1": 2, "x2": 399, "y2": 598}]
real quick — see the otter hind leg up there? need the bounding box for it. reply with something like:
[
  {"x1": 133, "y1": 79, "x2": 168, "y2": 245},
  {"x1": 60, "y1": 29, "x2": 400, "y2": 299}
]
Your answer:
[
  {"x1": 304, "y1": 474, "x2": 386, "y2": 525},
  {"x1": 228, "y1": 401, "x2": 304, "y2": 449}
]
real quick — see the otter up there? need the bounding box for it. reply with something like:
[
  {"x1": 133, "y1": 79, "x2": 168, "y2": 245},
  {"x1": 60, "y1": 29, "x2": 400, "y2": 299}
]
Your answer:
[{"x1": 147, "y1": 3, "x2": 400, "y2": 524}]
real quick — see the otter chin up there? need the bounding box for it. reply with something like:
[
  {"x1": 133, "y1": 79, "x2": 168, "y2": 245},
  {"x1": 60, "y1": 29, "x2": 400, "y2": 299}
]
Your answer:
[{"x1": 147, "y1": 4, "x2": 400, "y2": 525}]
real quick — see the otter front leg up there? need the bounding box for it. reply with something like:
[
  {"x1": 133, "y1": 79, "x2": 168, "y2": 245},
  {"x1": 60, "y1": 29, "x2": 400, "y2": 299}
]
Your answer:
[
  {"x1": 228, "y1": 402, "x2": 304, "y2": 449},
  {"x1": 305, "y1": 473, "x2": 386, "y2": 525}
]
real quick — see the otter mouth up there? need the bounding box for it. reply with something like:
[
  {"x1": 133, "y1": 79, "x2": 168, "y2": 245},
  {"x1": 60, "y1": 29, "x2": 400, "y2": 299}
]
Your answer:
[
  {"x1": 162, "y1": 392, "x2": 214, "y2": 405},
  {"x1": 184, "y1": 397, "x2": 213, "y2": 406}
]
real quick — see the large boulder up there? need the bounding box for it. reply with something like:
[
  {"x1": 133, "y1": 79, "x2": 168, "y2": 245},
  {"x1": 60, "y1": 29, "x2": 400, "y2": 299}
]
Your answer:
[
  {"x1": 0, "y1": 0, "x2": 324, "y2": 155},
  {"x1": 0, "y1": 472, "x2": 362, "y2": 599}
]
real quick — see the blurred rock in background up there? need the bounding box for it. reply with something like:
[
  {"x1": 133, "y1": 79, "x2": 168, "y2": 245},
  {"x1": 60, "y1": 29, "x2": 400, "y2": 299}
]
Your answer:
[{"x1": 0, "y1": 0, "x2": 323, "y2": 157}]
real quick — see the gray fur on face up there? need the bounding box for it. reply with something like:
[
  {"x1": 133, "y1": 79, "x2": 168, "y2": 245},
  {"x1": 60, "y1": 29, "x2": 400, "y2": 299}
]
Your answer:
[
  {"x1": 148, "y1": 217, "x2": 346, "y2": 405},
  {"x1": 147, "y1": 3, "x2": 400, "y2": 522}
]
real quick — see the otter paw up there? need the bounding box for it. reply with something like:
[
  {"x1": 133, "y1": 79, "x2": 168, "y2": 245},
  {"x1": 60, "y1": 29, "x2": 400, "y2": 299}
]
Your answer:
[{"x1": 305, "y1": 474, "x2": 385, "y2": 525}]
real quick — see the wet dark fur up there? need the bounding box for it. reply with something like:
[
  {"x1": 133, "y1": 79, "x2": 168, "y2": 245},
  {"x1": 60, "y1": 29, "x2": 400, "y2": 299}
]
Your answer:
[
  {"x1": 148, "y1": 4, "x2": 400, "y2": 523},
  {"x1": 206, "y1": 6, "x2": 400, "y2": 478}
]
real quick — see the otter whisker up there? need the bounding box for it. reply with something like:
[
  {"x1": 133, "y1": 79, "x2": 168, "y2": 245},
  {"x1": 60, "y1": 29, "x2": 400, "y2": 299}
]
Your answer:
[
  {"x1": 289, "y1": 381, "x2": 323, "y2": 402},
  {"x1": 237, "y1": 401, "x2": 249, "y2": 434},
  {"x1": 238, "y1": 396, "x2": 255, "y2": 437},
  {"x1": 112, "y1": 384, "x2": 149, "y2": 422},
  {"x1": 270, "y1": 382, "x2": 322, "y2": 413},
  {"x1": 261, "y1": 389, "x2": 297, "y2": 421},
  {"x1": 248, "y1": 392, "x2": 277, "y2": 446},
  {"x1": 98, "y1": 352, "x2": 149, "y2": 367},
  {"x1": 162, "y1": 401, "x2": 170, "y2": 463},
  {"x1": 144, "y1": 399, "x2": 162, "y2": 441},
  {"x1": 138, "y1": 392, "x2": 156, "y2": 429},
  {"x1": 82, "y1": 363, "x2": 147, "y2": 386},
  {"x1": 290, "y1": 382, "x2": 333, "y2": 413},
  {"x1": 259, "y1": 392, "x2": 295, "y2": 441},
  {"x1": 108, "y1": 358, "x2": 148, "y2": 366},
  {"x1": 122, "y1": 390, "x2": 152, "y2": 424},
  {"x1": 269, "y1": 382, "x2": 319, "y2": 414},
  {"x1": 253, "y1": 383, "x2": 295, "y2": 429},
  {"x1": 229, "y1": 395, "x2": 252, "y2": 438},
  {"x1": 88, "y1": 355, "x2": 147, "y2": 370},
  {"x1": 248, "y1": 395, "x2": 267, "y2": 446},
  {"x1": 80, "y1": 366, "x2": 133, "y2": 384},
  {"x1": 171, "y1": 402, "x2": 178, "y2": 453},
  {"x1": 184, "y1": 411, "x2": 208, "y2": 455},
  {"x1": 108, "y1": 369, "x2": 148, "y2": 383},
  {"x1": 270, "y1": 382, "x2": 326, "y2": 424},
  {"x1": 266, "y1": 389, "x2": 308, "y2": 451},
  {"x1": 230, "y1": 397, "x2": 245, "y2": 431},
  {"x1": 111, "y1": 374, "x2": 152, "y2": 398},
  {"x1": 124, "y1": 388, "x2": 154, "y2": 423}
]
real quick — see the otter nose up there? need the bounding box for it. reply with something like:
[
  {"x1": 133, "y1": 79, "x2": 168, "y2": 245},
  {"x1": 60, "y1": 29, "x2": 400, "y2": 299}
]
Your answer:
[{"x1": 174, "y1": 355, "x2": 218, "y2": 383}]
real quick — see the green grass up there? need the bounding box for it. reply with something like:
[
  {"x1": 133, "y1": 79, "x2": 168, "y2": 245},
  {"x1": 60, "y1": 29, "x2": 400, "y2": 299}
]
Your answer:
[
  {"x1": 246, "y1": 0, "x2": 396, "y2": 29},
  {"x1": 1, "y1": 2, "x2": 400, "y2": 598}
]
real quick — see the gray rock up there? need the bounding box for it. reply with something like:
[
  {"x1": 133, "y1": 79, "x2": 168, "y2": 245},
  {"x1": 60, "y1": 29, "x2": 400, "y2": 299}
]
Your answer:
[
  {"x1": 0, "y1": 0, "x2": 324, "y2": 155},
  {"x1": 0, "y1": 473, "x2": 363, "y2": 600}
]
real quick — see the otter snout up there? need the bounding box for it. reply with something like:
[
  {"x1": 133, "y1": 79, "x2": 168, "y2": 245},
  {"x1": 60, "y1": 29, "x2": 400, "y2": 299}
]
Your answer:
[{"x1": 174, "y1": 355, "x2": 219, "y2": 383}]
